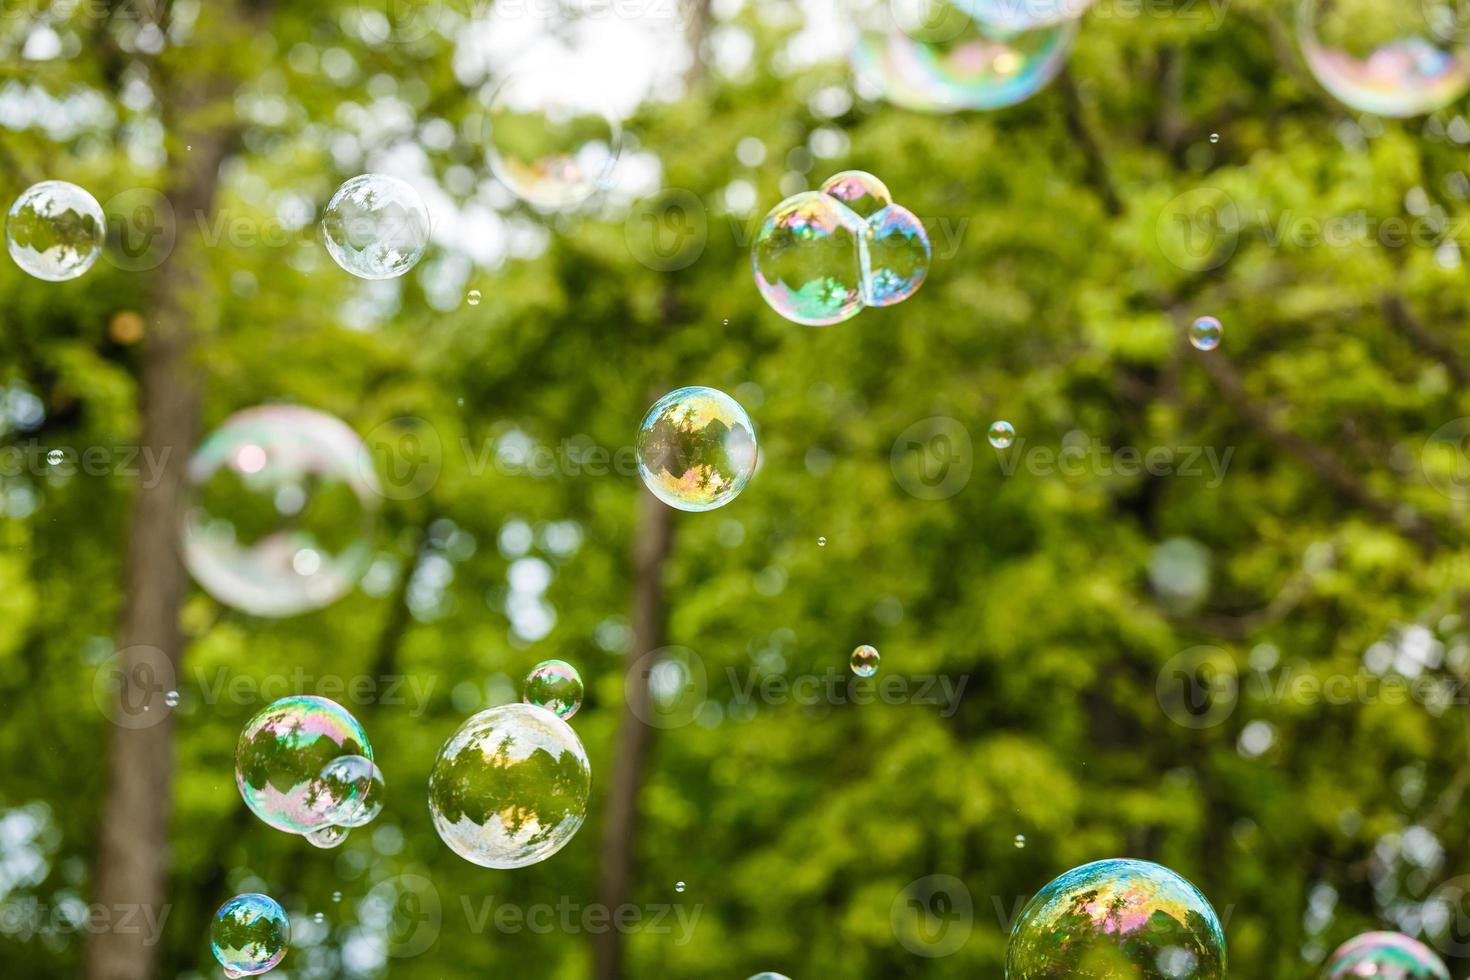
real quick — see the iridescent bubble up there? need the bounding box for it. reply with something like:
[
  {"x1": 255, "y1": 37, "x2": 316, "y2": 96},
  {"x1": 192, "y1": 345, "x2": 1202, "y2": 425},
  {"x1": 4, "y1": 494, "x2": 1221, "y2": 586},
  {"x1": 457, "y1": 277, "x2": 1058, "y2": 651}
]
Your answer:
[
  {"x1": 1015, "y1": 834, "x2": 1027, "y2": 848},
  {"x1": 316, "y1": 754, "x2": 385, "y2": 828},
  {"x1": 752, "y1": 191, "x2": 869, "y2": 326},
  {"x1": 1189, "y1": 315, "x2": 1223, "y2": 351},
  {"x1": 1321, "y1": 932, "x2": 1449, "y2": 980},
  {"x1": 819, "y1": 170, "x2": 893, "y2": 219},
  {"x1": 486, "y1": 67, "x2": 621, "y2": 211},
  {"x1": 321, "y1": 174, "x2": 430, "y2": 280},
  {"x1": 182, "y1": 405, "x2": 380, "y2": 618},
  {"x1": 989, "y1": 420, "x2": 1016, "y2": 449},
  {"x1": 235, "y1": 695, "x2": 374, "y2": 837},
  {"x1": 850, "y1": 644, "x2": 881, "y2": 678},
  {"x1": 1007, "y1": 858, "x2": 1226, "y2": 978},
  {"x1": 637, "y1": 387, "x2": 758, "y2": 513},
  {"x1": 467, "y1": 289, "x2": 482, "y2": 306},
  {"x1": 6, "y1": 180, "x2": 105, "y2": 282},
  {"x1": 863, "y1": 204, "x2": 931, "y2": 307},
  {"x1": 523, "y1": 659, "x2": 585, "y2": 720},
  {"x1": 852, "y1": 0, "x2": 1077, "y2": 113},
  {"x1": 212, "y1": 893, "x2": 289, "y2": 978},
  {"x1": 1298, "y1": 0, "x2": 1470, "y2": 117},
  {"x1": 955, "y1": 0, "x2": 1093, "y2": 30},
  {"x1": 428, "y1": 702, "x2": 592, "y2": 869}
]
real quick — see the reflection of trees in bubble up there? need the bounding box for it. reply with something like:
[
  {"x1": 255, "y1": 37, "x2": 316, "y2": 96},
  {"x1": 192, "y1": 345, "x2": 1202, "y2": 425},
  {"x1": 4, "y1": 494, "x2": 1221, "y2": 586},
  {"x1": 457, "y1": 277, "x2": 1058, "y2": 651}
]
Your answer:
[
  {"x1": 236, "y1": 697, "x2": 371, "y2": 833},
  {"x1": 641, "y1": 403, "x2": 755, "y2": 494}
]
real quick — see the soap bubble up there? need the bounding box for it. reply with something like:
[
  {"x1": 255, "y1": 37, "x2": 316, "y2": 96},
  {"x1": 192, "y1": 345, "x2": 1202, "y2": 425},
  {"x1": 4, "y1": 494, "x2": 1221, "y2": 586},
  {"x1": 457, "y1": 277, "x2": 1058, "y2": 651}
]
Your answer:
[
  {"x1": 637, "y1": 386, "x2": 758, "y2": 512},
  {"x1": 989, "y1": 420, "x2": 1016, "y2": 449},
  {"x1": 1298, "y1": 0, "x2": 1470, "y2": 117},
  {"x1": 523, "y1": 659, "x2": 585, "y2": 720},
  {"x1": 212, "y1": 893, "x2": 289, "y2": 978},
  {"x1": 235, "y1": 695, "x2": 376, "y2": 838},
  {"x1": 305, "y1": 824, "x2": 349, "y2": 849},
  {"x1": 850, "y1": 644, "x2": 881, "y2": 677},
  {"x1": 428, "y1": 702, "x2": 592, "y2": 868},
  {"x1": 1189, "y1": 315, "x2": 1223, "y2": 351},
  {"x1": 954, "y1": 0, "x2": 1093, "y2": 30},
  {"x1": 1007, "y1": 859, "x2": 1226, "y2": 978},
  {"x1": 6, "y1": 180, "x2": 105, "y2": 281},
  {"x1": 1014, "y1": 834, "x2": 1027, "y2": 848},
  {"x1": 863, "y1": 204, "x2": 931, "y2": 307},
  {"x1": 486, "y1": 67, "x2": 621, "y2": 210},
  {"x1": 819, "y1": 170, "x2": 893, "y2": 219},
  {"x1": 467, "y1": 289, "x2": 481, "y2": 306},
  {"x1": 752, "y1": 191, "x2": 869, "y2": 326},
  {"x1": 182, "y1": 405, "x2": 380, "y2": 618},
  {"x1": 321, "y1": 174, "x2": 430, "y2": 280},
  {"x1": 852, "y1": 0, "x2": 1077, "y2": 113},
  {"x1": 1321, "y1": 932, "x2": 1449, "y2": 980}
]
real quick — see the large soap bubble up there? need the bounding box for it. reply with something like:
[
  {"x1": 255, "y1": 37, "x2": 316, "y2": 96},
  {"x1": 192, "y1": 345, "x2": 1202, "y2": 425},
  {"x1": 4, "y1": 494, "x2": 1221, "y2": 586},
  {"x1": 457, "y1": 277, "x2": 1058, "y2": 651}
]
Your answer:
[
  {"x1": 428, "y1": 702, "x2": 592, "y2": 869},
  {"x1": 212, "y1": 893, "x2": 289, "y2": 978},
  {"x1": 1298, "y1": 0, "x2": 1470, "y2": 117},
  {"x1": 1321, "y1": 932, "x2": 1449, "y2": 980},
  {"x1": 637, "y1": 386, "x2": 759, "y2": 512},
  {"x1": 486, "y1": 66, "x2": 621, "y2": 211},
  {"x1": 1007, "y1": 859, "x2": 1227, "y2": 978},
  {"x1": 6, "y1": 180, "x2": 105, "y2": 282},
  {"x1": 182, "y1": 405, "x2": 380, "y2": 618},
  {"x1": 321, "y1": 174, "x2": 430, "y2": 280}
]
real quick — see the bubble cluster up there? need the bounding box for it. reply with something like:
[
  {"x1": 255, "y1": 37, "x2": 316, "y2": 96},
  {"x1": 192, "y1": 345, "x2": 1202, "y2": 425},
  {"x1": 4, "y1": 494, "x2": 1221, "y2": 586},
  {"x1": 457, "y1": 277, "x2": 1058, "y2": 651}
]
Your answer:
[
  {"x1": 486, "y1": 67, "x2": 621, "y2": 210},
  {"x1": 1189, "y1": 316, "x2": 1223, "y2": 351},
  {"x1": 851, "y1": 0, "x2": 1077, "y2": 114},
  {"x1": 182, "y1": 405, "x2": 380, "y2": 618},
  {"x1": 211, "y1": 893, "x2": 289, "y2": 978},
  {"x1": 6, "y1": 180, "x2": 105, "y2": 282},
  {"x1": 637, "y1": 386, "x2": 759, "y2": 512},
  {"x1": 321, "y1": 174, "x2": 430, "y2": 280},
  {"x1": 428, "y1": 702, "x2": 592, "y2": 869},
  {"x1": 989, "y1": 420, "x2": 1016, "y2": 449},
  {"x1": 850, "y1": 644, "x2": 881, "y2": 678},
  {"x1": 235, "y1": 696, "x2": 382, "y2": 845},
  {"x1": 1297, "y1": 0, "x2": 1470, "y2": 117},
  {"x1": 1321, "y1": 932, "x2": 1449, "y2": 980},
  {"x1": 1007, "y1": 858, "x2": 1226, "y2": 978},
  {"x1": 523, "y1": 659, "x2": 585, "y2": 720},
  {"x1": 753, "y1": 171, "x2": 930, "y2": 325}
]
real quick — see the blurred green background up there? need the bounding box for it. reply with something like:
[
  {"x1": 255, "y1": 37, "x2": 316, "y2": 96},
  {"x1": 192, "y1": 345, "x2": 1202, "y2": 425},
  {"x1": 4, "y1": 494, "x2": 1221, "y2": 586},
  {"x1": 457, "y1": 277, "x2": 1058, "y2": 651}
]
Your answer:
[{"x1": 5, "y1": 0, "x2": 1470, "y2": 977}]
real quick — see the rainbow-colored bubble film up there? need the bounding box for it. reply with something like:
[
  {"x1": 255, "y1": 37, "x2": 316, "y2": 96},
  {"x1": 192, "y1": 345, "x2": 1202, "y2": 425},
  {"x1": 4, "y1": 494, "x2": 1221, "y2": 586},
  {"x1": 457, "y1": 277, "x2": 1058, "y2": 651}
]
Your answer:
[
  {"x1": 637, "y1": 386, "x2": 758, "y2": 513},
  {"x1": 1298, "y1": 1, "x2": 1470, "y2": 118},
  {"x1": 320, "y1": 173, "x2": 430, "y2": 280},
  {"x1": 317, "y1": 754, "x2": 384, "y2": 828},
  {"x1": 486, "y1": 67, "x2": 621, "y2": 211},
  {"x1": 1007, "y1": 858, "x2": 1226, "y2": 978},
  {"x1": 1321, "y1": 932, "x2": 1450, "y2": 980},
  {"x1": 863, "y1": 204, "x2": 931, "y2": 307},
  {"x1": 428, "y1": 703, "x2": 592, "y2": 869},
  {"x1": 956, "y1": 0, "x2": 1093, "y2": 31},
  {"x1": 820, "y1": 170, "x2": 893, "y2": 219},
  {"x1": 850, "y1": 644, "x2": 881, "y2": 678},
  {"x1": 182, "y1": 405, "x2": 380, "y2": 618},
  {"x1": 1190, "y1": 316, "x2": 1223, "y2": 351},
  {"x1": 235, "y1": 695, "x2": 376, "y2": 837},
  {"x1": 523, "y1": 659, "x2": 585, "y2": 719},
  {"x1": 5, "y1": 180, "x2": 105, "y2": 282},
  {"x1": 211, "y1": 893, "x2": 289, "y2": 978}
]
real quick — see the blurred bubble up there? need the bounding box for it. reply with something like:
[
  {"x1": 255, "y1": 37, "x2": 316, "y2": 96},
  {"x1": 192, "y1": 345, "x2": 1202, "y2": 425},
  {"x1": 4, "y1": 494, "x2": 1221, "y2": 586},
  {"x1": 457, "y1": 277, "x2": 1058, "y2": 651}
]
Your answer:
[
  {"x1": 637, "y1": 387, "x2": 758, "y2": 512},
  {"x1": 183, "y1": 405, "x2": 380, "y2": 618},
  {"x1": 1322, "y1": 932, "x2": 1449, "y2": 979},
  {"x1": 522, "y1": 659, "x2": 585, "y2": 720},
  {"x1": 321, "y1": 174, "x2": 430, "y2": 280},
  {"x1": 1189, "y1": 315, "x2": 1223, "y2": 351},
  {"x1": 1007, "y1": 859, "x2": 1226, "y2": 977},
  {"x1": 6, "y1": 180, "x2": 104, "y2": 281},
  {"x1": 1298, "y1": 1, "x2": 1470, "y2": 117},
  {"x1": 1149, "y1": 538, "x2": 1212, "y2": 615},
  {"x1": 752, "y1": 191, "x2": 869, "y2": 326},
  {"x1": 955, "y1": 0, "x2": 1093, "y2": 30},
  {"x1": 850, "y1": 644, "x2": 881, "y2": 678},
  {"x1": 428, "y1": 703, "x2": 591, "y2": 869},
  {"x1": 988, "y1": 420, "x2": 1016, "y2": 449},
  {"x1": 212, "y1": 893, "x2": 289, "y2": 978},
  {"x1": 486, "y1": 67, "x2": 620, "y2": 211}
]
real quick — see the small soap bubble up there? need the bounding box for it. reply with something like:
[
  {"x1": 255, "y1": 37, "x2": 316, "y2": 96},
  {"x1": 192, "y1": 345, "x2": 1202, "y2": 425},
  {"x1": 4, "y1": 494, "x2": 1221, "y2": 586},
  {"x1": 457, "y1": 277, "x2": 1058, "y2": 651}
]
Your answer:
[
  {"x1": 46, "y1": 449, "x2": 63, "y2": 465},
  {"x1": 212, "y1": 893, "x2": 289, "y2": 977},
  {"x1": 850, "y1": 644, "x2": 880, "y2": 678},
  {"x1": 988, "y1": 420, "x2": 1016, "y2": 449},
  {"x1": 316, "y1": 754, "x2": 385, "y2": 828},
  {"x1": 165, "y1": 690, "x2": 180, "y2": 707},
  {"x1": 818, "y1": 536, "x2": 827, "y2": 547},
  {"x1": 321, "y1": 174, "x2": 430, "y2": 280},
  {"x1": 1209, "y1": 133, "x2": 1220, "y2": 144},
  {"x1": 522, "y1": 659, "x2": 585, "y2": 720},
  {"x1": 637, "y1": 387, "x2": 758, "y2": 512},
  {"x1": 818, "y1": 170, "x2": 892, "y2": 219},
  {"x1": 1189, "y1": 315, "x2": 1223, "y2": 352},
  {"x1": 467, "y1": 289, "x2": 481, "y2": 306},
  {"x1": 331, "y1": 891, "x2": 342, "y2": 903},
  {"x1": 6, "y1": 180, "x2": 105, "y2": 282},
  {"x1": 675, "y1": 881, "x2": 686, "y2": 893},
  {"x1": 312, "y1": 912, "x2": 324, "y2": 924},
  {"x1": 1014, "y1": 834, "x2": 1027, "y2": 848}
]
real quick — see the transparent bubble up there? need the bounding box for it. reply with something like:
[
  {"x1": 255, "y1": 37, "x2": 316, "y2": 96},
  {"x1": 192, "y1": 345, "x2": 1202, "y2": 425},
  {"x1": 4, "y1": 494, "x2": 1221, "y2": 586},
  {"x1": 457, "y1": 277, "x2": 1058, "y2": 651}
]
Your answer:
[
  {"x1": 675, "y1": 881, "x2": 686, "y2": 893},
  {"x1": 321, "y1": 174, "x2": 430, "y2": 280},
  {"x1": 6, "y1": 180, "x2": 105, "y2": 282},
  {"x1": 211, "y1": 893, "x2": 289, "y2": 978},
  {"x1": 851, "y1": 0, "x2": 1077, "y2": 113},
  {"x1": 486, "y1": 68, "x2": 621, "y2": 211},
  {"x1": 1322, "y1": 932, "x2": 1449, "y2": 980},
  {"x1": 954, "y1": 0, "x2": 1093, "y2": 30},
  {"x1": 819, "y1": 170, "x2": 893, "y2": 219},
  {"x1": 1007, "y1": 859, "x2": 1226, "y2": 978},
  {"x1": 164, "y1": 690, "x2": 180, "y2": 707},
  {"x1": 818, "y1": 536, "x2": 828, "y2": 547},
  {"x1": 316, "y1": 754, "x2": 385, "y2": 828},
  {"x1": 1298, "y1": 0, "x2": 1470, "y2": 117},
  {"x1": 863, "y1": 204, "x2": 931, "y2": 307},
  {"x1": 752, "y1": 191, "x2": 869, "y2": 326},
  {"x1": 522, "y1": 659, "x2": 585, "y2": 720},
  {"x1": 428, "y1": 702, "x2": 592, "y2": 869},
  {"x1": 850, "y1": 644, "x2": 881, "y2": 678},
  {"x1": 182, "y1": 405, "x2": 380, "y2": 618},
  {"x1": 1015, "y1": 834, "x2": 1027, "y2": 848},
  {"x1": 1209, "y1": 133, "x2": 1221, "y2": 144},
  {"x1": 467, "y1": 289, "x2": 481, "y2": 306},
  {"x1": 989, "y1": 420, "x2": 1016, "y2": 449},
  {"x1": 235, "y1": 695, "x2": 375, "y2": 837},
  {"x1": 637, "y1": 387, "x2": 758, "y2": 513},
  {"x1": 306, "y1": 824, "x2": 349, "y2": 849},
  {"x1": 1189, "y1": 316, "x2": 1223, "y2": 352}
]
